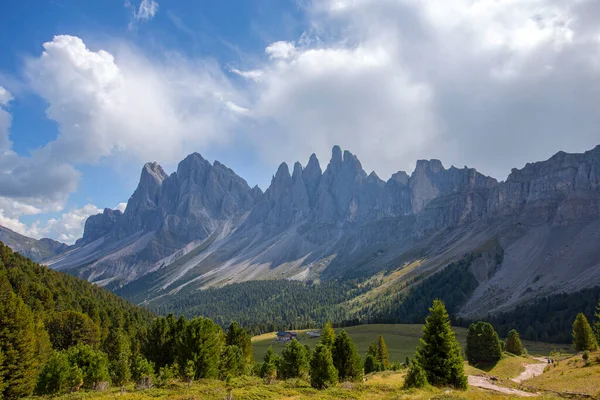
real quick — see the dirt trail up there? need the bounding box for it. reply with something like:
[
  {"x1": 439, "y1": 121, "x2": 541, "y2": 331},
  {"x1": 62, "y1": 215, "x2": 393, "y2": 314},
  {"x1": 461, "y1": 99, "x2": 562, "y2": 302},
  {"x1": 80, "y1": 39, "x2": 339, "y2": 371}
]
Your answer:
[
  {"x1": 468, "y1": 376, "x2": 539, "y2": 397},
  {"x1": 469, "y1": 357, "x2": 548, "y2": 397},
  {"x1": 511, "y1": 357, "x2": 548, "y2": 384}
]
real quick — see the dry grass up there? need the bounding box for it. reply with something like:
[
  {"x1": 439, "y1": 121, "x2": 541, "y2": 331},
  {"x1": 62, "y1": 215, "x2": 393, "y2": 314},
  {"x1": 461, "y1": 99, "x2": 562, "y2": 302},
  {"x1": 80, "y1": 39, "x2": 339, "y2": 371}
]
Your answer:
[
  {"x1": 27, "y1": 372, "x2": 566, "y2": 400},
  {"x1": 524, "y1": 350, "x2": 600, "y2": 396}
]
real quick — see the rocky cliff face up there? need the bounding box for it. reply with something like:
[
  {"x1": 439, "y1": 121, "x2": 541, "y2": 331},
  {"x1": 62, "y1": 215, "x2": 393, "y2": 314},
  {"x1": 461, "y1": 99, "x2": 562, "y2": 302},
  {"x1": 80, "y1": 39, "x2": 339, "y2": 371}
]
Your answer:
[{"x1": 45, "y1": 144, "x2": 600, "y2": 316}]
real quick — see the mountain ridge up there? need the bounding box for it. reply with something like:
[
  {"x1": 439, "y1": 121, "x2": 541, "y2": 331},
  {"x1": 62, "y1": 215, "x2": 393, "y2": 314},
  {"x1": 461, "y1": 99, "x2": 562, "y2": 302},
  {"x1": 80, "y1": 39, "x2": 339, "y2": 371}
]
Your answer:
[{"x1": 31, "y1": 144, "x2": 600, "y2": 318}]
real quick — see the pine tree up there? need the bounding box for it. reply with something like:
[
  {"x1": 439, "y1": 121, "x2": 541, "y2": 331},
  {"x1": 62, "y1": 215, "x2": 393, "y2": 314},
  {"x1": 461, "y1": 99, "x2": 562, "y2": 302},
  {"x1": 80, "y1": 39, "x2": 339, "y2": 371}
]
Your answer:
[
  {"x1": 184, "y1": 360, "x2": 195, "y2": 387},
  {"x1": 376, "y1": 335, "x2": 389, "y2": 369},
  {"x1": 34, "y1": 318, "x2": 52, "y2": 368},
  {"x1": 279, "y1": 338, "x2": 309, "y2": 379},
  {"x1": 415, "y1": 299, "x2": 467, "y2": 389},
  {"x1": 594, "y1": 299, "x2": 600, "y2": 344},
  {"x1": 35, "y1": 351, "x2": 83, "y2": 395},
  {"x1": 111, "y1": 353, "x2": 131, "y2": 388},
  {"x1": 46, "y1": 311, "x2": 101, "y2": 350},
  {"x1": 310, "y1": 344, "x2": 338, "y2": 389},
  {"x1": 260, "y1": 346, "x2": 278, "y2": 383},
  {"x1": 572, "y1": 313, "x2": 598, "y2": 352},
  {"x1": 332, "y1": 330, "x2": 362, "y2": 382},
  {"x1": 505, "y1": 329, "x2": 524, "y2": 356},
  {"x1": 367, "y1": 342, "x2": 377, "y2": 357},
  {"x1": 0, "y1": 272, "x2": 39, "y2": 398},
  {"x1": 364, "y1": 355, "x2": 381, "y2": 374},
  {"x1": 226, "y1": 322, "x2": 253, "y2": 367},
  {"x1": 131, "y1": 355, "x2": 155, "y2": 388},
  {"x1": 0, "y1": 350, "x2": 5, "y2": 395},
  {"x1": 403, "y1": 360, "x2": 428, "y2": 389},
  {"x1": 66, "y1": 344, "x2": 110, "y2": 390},
  {"x1": 465, "y1": 322, "x2": 503, "y2": 366},
  {"x1": 320, "y1": 322, "x2": 336, "y2": 349},
  {"x1": 178, "y1": 317, "x2": 225, "y2": 379},
  {"x1": 220, "y1": 345, "x2": 244, "y2": 379}
]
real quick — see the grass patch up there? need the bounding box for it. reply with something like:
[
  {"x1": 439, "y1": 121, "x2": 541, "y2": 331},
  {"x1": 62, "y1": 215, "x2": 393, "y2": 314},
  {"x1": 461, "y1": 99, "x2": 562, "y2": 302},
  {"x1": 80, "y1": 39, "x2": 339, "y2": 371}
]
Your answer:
[
  {"x1": 253, "y1": 324, "x2": 561, "y2": 364},
  {"x1": 252, "y1": 324, "x2": 450, "y2": 363},
  {"x1": 464, "y1": 354, "x2": 531, "y2": 379},
  {"x1": 524, "y1": 350, "x2": 600, "y2": 396}
]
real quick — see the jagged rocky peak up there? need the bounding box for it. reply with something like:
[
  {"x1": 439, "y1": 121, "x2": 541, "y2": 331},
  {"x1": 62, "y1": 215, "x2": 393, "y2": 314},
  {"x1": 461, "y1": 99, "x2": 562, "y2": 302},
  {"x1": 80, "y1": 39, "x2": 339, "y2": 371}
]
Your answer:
[
  {"x1": 142, "y1": 161, "x2": 168, "y2": 183},
  {"x1": 292, "y1": 161, "x2": 303, "y2": 181},
  {"x1": 389, "y1": 171, "x2": 409, "y2": 185},
  {"x1": 267, "y1": 162, "x2": 293, "y2": 201},
  {"x1": 331, "y1": 145, "x2": 343, "y2": 166},
  {"x1": 413, "y1": 159, "x2": 444, "y2": 174},
  {"x1": 81, "y1": 208, "x2": 123, "y2": 243}
]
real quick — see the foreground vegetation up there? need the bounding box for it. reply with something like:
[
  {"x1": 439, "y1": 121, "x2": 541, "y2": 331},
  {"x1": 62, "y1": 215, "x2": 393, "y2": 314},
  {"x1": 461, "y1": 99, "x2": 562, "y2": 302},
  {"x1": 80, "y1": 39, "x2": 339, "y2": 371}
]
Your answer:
[{"x1": 2, "y1": 241, "x2": 600, "y2": 399}]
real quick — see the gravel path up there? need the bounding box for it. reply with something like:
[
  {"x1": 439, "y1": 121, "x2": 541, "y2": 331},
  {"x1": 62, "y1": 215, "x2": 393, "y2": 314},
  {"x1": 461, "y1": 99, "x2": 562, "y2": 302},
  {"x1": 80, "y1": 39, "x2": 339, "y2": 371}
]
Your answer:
[
  {"x1": 468, "y1": 376, "x2": 539, "y2": 397},
  {"x1": 511, "y1": 357, "x2": 548, "y2": 384},
  {"x1": 469, "y1": 357, "x2": 548, "y2": 397}
]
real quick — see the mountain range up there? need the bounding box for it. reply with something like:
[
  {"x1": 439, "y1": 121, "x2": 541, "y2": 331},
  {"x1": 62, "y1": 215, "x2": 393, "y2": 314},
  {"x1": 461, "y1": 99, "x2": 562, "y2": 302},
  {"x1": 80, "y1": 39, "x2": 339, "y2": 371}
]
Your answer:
[{"x1": 4, "y1": 144, "x2": 600, "y2": 318}]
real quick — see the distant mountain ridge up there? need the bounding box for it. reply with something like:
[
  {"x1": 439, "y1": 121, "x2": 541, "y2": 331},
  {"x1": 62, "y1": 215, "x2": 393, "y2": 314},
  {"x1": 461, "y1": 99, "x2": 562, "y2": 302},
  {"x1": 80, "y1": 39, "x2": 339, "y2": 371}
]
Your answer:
[
  {"x1": 0, "y1": 225, "x2": 68, "y2": 262},
  {"x1": 39, "y1": 144, "x2": 600, "y2": 317}
]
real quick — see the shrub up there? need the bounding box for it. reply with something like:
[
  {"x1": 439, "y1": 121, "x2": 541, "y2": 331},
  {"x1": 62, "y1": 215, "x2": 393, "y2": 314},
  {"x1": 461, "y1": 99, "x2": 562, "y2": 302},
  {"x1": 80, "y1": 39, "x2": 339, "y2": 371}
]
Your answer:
[{"x1": 403, "y1": 361, "x2": 428, "y2": 389}]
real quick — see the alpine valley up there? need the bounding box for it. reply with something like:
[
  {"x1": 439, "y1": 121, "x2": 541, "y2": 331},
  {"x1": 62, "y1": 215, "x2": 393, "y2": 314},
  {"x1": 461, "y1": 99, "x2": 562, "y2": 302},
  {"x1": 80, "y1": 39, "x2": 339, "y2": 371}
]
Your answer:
[{"x1": 3, "y1": 144, "x2": 600, "y2": 329}]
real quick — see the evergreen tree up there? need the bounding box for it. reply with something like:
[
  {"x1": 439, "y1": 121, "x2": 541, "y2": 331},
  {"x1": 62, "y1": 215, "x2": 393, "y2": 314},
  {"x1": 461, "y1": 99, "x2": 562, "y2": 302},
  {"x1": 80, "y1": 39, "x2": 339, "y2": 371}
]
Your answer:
[
  {"x1": 279, "y1": 338, "x2": 309, "y2": 379},
  {"x1": 0, "y1": 350, "x2": 4, "y2": 395},
  {"x1": 505, "y1": 329, "x2": 524, "y2": 356},
  {"x1": 34, "y1": 318, "x2": 52, "y2": 368},
  {"x1": 260, "y1": 346, "x2": 278, "y2": 383},
  {"x1": 66, "y1": 344, "x2": 110, "y2": 390},
  {"x1": 363, "y1": 355, "x2": 381, "y2": 374},
  {"x1": 220, "y1": 345, "x2": 244, "y2": 379},
  {"x1": 184, "y1": 360, "x2": 195, "y2": 387},
  {"x1": 320, "y1": 322, "x2": 336, "y2": 349},
  {"x1": 572, "y1": 313, "x2": 598, "y2": 352},
  {"x1": 35, "y1": 351, "x2": 83, "y2": 395},
  {"x1": 111, "y1": 353, "x2": 131, "y2": 388},
  {"x1": 403, "y1": 360, "x2": 428, "y2": 389},
  {"x1": 145, "y1": 314, "x2": 178, "y2": 370},
  {"x1": 309, "y1": 343, "x2": 338, "y2": 389},
  {"x1": 46, "y1": 311, "x2": 101, "y2": 350},
  {"x1": 131, "y1": 355, "x2": 155, "y2": 388},
  {"x1": 226, "y1": 322, "x2": 253, "y2": 367},
  {"x1": 367, "y1": 342, "x2": 377, "y2": 357},
  {"x1": 0, "y1": 272, "x2": 39, "y2": 398},
  {"x1": 103, "y1": 328, "x2": 131, "y2": 385},
  {"x1": 376, "y1": 334, "x2": 389, "y2": 369},
  {"x1": 176, "y1": 317, "x2": 224, "y2": 380},
  {"x1": 414, "y1": 299, "x2": 467, "y2": 389},
  {"x1": 465, "y1": 322, "x2": 503, "y2": 366},
  {"x1": 594, "y1": 299, "x2": 600, "y2": 344},
  {"x1": 332, "y1": 330, "x2": 362, "y2": 382}
]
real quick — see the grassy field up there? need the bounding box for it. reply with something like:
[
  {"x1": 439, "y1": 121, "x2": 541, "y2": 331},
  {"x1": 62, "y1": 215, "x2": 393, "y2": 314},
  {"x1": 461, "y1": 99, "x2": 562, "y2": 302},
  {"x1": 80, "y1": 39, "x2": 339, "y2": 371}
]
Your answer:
[
  {"x1": 464, "y1": 354, "x2": 531, "y2": 380},
  {"x1": 252, "y1": 324, "x2": 569, "y2": 362},
  {"x1": 28, "y1": 372, "x2": 565, "y2": 400},
  {"x1": 524, "y1": 350, "x2": 600, "y2": 396}
]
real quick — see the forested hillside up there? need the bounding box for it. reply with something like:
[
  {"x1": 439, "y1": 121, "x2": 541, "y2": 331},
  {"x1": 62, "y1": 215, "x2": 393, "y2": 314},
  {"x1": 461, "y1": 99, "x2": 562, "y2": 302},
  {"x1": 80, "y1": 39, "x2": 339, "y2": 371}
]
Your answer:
[
  {"x1": 0, "y1": 241, "x2": 152, "y2": 398},
  {"x1": 150, "y1": 280, "x2": 367, "y2": 335}
]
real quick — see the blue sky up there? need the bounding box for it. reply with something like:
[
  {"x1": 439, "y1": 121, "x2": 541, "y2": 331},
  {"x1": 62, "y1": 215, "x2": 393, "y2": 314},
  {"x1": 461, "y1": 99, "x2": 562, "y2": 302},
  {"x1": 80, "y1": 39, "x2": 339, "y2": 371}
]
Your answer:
[{"x1": 1, "y1": 0, "x2": 599, "y2": 243}]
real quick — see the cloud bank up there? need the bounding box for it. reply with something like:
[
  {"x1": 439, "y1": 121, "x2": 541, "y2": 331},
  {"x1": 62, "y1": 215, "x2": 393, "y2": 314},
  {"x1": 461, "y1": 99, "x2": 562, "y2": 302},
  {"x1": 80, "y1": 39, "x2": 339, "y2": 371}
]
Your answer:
[{"x1": 3, "y1": 0, "x2": 600, "y2": 242}]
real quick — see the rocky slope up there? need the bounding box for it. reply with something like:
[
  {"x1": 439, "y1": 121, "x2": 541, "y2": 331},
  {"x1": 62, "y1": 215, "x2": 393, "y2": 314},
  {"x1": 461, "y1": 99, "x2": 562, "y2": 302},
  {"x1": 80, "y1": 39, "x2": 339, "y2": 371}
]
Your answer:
[
  {"x1": 0, "y1": 225, "x2": 68, "y2": 262},
  {"x1": 44, "y1": 144, "x2": 600, "y2": 317}
]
